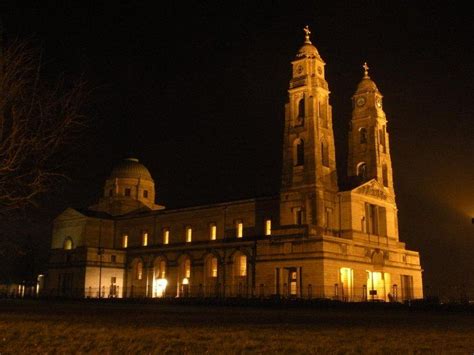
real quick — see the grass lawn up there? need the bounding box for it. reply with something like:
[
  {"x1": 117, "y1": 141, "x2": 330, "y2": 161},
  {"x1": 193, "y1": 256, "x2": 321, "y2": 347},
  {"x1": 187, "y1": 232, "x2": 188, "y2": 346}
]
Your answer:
[{"x1": 0, "y1": 299, "x2": 473, "y2": 354}]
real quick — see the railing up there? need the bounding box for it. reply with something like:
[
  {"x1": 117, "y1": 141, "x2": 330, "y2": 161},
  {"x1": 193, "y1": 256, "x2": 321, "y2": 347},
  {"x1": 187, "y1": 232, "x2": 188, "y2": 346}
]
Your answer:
[{"x1": 27, "y1": 284, "x2": 439, "y2": 303}]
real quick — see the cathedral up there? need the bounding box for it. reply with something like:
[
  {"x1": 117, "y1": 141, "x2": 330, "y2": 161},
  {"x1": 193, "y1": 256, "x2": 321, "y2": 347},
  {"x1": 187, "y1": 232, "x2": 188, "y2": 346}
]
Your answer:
[{"x1": 45, "y1": 27, "x2": 423, "y2": 301}]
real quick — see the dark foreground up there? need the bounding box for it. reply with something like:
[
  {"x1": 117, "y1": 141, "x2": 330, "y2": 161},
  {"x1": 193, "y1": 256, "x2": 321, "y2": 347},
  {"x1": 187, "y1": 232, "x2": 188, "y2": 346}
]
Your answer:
[{"x1": 0, "y1": 299, "x2": 473, "y2": 354}]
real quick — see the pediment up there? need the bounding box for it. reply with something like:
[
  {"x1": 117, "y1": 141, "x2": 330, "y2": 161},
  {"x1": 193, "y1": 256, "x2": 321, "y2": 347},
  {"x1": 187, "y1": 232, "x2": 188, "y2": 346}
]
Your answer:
[
  {"x1": 353, "y1": 179, "x2": 391, "y2": 201},
  {"x1": 54, "y1": 207, "x2": 86, "y2": 221}
]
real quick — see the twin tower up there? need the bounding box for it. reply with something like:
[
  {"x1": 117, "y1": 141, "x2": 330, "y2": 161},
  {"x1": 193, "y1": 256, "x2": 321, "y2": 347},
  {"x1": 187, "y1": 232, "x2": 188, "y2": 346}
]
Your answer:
[{"x1": 280, "y1": 26, "x2": 395, "y2": 235}]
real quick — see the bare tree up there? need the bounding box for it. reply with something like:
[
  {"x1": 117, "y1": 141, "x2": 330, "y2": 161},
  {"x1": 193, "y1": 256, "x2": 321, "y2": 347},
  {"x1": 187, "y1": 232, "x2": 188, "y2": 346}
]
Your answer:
[{"x1": 0, "y1": 40, "x2": 86, "y2": 213}]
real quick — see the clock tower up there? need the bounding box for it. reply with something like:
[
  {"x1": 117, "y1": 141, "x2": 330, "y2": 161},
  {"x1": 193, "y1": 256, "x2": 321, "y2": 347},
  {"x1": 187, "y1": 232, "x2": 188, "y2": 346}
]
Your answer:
[
  {"x1": 280, "y1": 26, "x2": 338, "y2": 234},
  {"x1": 348, "y1": 63, "x2": 395, "y2": 197}
]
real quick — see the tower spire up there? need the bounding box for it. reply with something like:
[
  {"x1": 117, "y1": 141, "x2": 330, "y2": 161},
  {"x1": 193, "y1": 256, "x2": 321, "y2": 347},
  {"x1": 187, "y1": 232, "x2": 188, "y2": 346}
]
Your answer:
[
  {"x1": 303, "y1": 25, "x2": 312, "y2": 44},
  {"x1": 363, "y1": 62, "x2": 370, "y2": 78}
]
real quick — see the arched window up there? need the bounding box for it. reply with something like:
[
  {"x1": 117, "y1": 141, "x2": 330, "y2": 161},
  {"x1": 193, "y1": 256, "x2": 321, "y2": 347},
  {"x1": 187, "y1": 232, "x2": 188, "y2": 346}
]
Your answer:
[
  {"x1": 135, "y1": 260, "x2": 143, "y2": 280},
  {"x1": 154, "y1": 258, "x2": 166, "y2": 279},
  {"x1": 321, "y1": 141, "x2": 329, "y2": 167},
  {"x1": 234, "y1": 253, "x2": 247, "y2": 277},
  {"x1": 293, "y1": 139, "x2": 304, "y2": 166},
  {"x1": 122, "y1": 234, "x2": 128, "y2": 248},
  {"x1": 207, "y1": 256, "x2": 218, "y2": 278},
  {"x1": 357, "y1": 162, "x2": 367, "y2": 180},
  {"x1": 359, "y1": 127, "x2": 367, "y2": 144},
  {"x1": 298, "y1": 96, "x2": 305, "y2": 119},
  {"x1": 184, "y1": 258, "x2": 191, "y2": 279},
  {"x1": 382, "y1": 164, "x2": 389, "y2": 187},
  {"x1": 63, "y1": 237, "x2": 73, "y2": 250}
]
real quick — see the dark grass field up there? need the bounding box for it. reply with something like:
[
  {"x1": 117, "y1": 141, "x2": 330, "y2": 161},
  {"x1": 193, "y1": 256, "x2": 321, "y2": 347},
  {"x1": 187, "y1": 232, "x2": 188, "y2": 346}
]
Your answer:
[{"x1": 0, "y1": 299, "x2": 473, "y2": 354}]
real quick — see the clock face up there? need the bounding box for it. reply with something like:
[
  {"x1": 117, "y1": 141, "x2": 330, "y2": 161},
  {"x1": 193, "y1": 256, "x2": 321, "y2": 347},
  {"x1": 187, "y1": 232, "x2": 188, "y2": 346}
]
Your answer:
[
  {"x1": 296, "y1": 65, "x2": 303, "y2": 75},
  {"x1": 356, "y1": 97, "x2": 366, "y2": 107},
  {"x1": 376, "y1": 97, "x2": 382, "y2": 108}
]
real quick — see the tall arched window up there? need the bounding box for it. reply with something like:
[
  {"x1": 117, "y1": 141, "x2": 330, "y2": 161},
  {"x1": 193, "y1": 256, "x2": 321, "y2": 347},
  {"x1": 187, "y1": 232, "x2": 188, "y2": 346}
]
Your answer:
[
  {"x1": 207, "y1": 256, "x2": 218, "y2": 278},
  {"x1": 184, "y1": 258, "x2": 191, "y2": 279},
  {"x1": 293, "y1": 139, "x2": 304, "y2": 166},
  {"x1": 122, "y1": 234, "x2": 128, "y2": 248},
  {"x1": 135, "y1": 260, "x2": 143, "y2": 280},
  {"x1": 359, "y1": 127, "x2": 367, "y2": 144},
  {"x1": 321, "y1": 141, "x2": 329, "y2": 167},
  {"x1": 63, "y1": 237, "x2": 73, "y2": 250},
  {"x1": 382, "y1": 164, "x2": 389, "y2": 187},
  {"x1": 357, "y1": 162, "x2": 367, "y2": 180},
  {"x1": 298, "y1": 96, "x2": 305, "y2": 119}
]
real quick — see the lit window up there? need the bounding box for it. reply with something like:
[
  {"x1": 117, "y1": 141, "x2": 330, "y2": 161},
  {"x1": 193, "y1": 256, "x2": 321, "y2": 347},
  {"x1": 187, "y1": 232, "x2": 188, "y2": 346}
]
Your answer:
[
  {"x1": 160, "y1": 260, "x2": 166, "y2": 278},
  {"x1": 124, "y1": 188, "x2": 131, "y2": 197},
  {"x1": 63, "y1": 237, "x2": 73, "y2": 250},
  {"x1": 136, "y1": 261, "x2": 143, "y2": 280},
  {"x1": 142, "y1": 232, "x2": 148, "y2": 246},
  {"x1": 143, "y1": 190, "x2": 148, "y2": 198},
  {"x1": 340, "y1": 268, "x2": 354, "y2": 300},
  {"x1": 265, "y1": 219, "x2": 272, "y2": 236},
  {"x1": 184, "y1": 259, "x2": 191, "y2": 278},
  {"x1": 210, "y1": 257, "x2": 218, "y2": 277},
  {"x1": 209, "y1": 223, "x2": 217, "y2": 240},
  {"x1": 122, "y1": 234, "x2": 128, "y2": 248},
  {"x1": 236, "y1": 220, "x2": 243, "y2": 238},
  {"x1": 186, "y1": 226, "x2": 192, "y2": 243},
  {"x1": 163, "y1": 228, "x2": 169, "y2": 245},
  {"x1": 239, "y1": 255, "x2": 247, "y2": 276}
]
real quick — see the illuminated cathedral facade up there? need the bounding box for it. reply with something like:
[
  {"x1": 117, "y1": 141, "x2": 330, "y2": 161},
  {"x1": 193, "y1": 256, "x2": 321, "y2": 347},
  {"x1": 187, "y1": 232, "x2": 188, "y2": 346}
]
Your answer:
[{"x1": 45, "y1": 27, "x2": 423, "y2": 301}]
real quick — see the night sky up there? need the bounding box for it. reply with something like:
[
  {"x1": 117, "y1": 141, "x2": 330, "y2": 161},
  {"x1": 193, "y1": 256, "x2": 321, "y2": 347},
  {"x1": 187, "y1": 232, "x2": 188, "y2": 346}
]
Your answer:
[{"x1": 2, "y1": 1, "x2": 473, "y2": 293}]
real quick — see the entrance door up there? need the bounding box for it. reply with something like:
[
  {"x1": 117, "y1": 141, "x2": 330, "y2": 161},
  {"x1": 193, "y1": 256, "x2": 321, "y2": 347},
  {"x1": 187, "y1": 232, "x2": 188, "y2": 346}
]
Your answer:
[{"x1": 288, "y1": 268, "x2": 298, "y2": 297}]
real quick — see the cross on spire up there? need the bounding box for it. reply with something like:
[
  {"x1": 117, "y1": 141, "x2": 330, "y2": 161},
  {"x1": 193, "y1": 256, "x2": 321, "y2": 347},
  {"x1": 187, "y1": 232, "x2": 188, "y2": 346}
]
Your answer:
[
  {"x1": 363, "y1": 62, "x2": 370, "y2": 78},
  {"x1": 303, "y1": 25, "x2": 312, "y2": 44}
]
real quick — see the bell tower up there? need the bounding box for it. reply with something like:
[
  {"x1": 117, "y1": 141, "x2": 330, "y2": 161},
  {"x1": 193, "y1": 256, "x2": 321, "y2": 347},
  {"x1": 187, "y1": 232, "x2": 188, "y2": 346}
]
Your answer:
[
  {"x1": 348, "y1": 63, "x2": 395, "y2": 196},
  {"x1": 280, "y1": 26, "x2": 338, "y2": 233}
]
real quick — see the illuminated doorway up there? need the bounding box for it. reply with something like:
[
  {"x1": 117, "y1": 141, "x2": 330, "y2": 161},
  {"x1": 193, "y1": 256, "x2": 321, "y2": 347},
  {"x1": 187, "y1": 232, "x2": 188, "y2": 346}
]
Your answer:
[
  {"x1": 367, "y1": 271, "x2": 391, "y2": 301},
  {"x1": 340, "y1": 268, "x2": 354, "y2": 301},
  {"x1": 287, "y1": 268, "x2": 298, "y2": 297}
]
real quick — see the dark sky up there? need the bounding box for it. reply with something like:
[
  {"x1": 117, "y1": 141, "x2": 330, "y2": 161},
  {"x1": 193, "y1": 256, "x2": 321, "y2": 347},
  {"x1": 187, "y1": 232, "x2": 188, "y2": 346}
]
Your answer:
[{"x1": 2, "y1": 1, "x2": 473, "y2": 293}]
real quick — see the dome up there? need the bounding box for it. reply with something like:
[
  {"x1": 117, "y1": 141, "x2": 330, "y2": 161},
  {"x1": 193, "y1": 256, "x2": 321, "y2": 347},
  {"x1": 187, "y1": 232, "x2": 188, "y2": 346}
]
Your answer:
[
  {"x1": 109, "y1": 158, "x2": 153, "y2": 180},
  {"x1": 356, "y1": 62, "x2": 379, "y2": 94},
  {"x1": 296, "y1": 43, "x2": 320, "y2": 58}
]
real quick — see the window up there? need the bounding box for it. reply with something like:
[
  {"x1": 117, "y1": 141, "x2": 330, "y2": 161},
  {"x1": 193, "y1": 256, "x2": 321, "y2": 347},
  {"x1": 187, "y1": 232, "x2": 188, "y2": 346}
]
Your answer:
[
  {"x1": 209, "y1": 223, "x2": 217, "y2": 240},
  {"x1": 265, "y1": 219, "x2": 272, "y2": 236},
  {"x1": 163, "y1": 228, "x2": 169, "y2": 245},
  {"x1": 236, "y1": 220, "x2": 243, "y2": 238},
  {"x1": 143, "y1": 190, "x2": 148, "y2": 198},
  {"x1": 294, "y1": 139, "x2": 304, "y2": 166},
  {"x1": 359, "y1": 127, "x2": 367, "y2": 144},
  {"x1": 111, "y1": 255, "x2": 116, "y2": 263},
  {"x1": 365, "y1": 203, "x2": 387, "y2": 236},
  {"x1": 186, "y1": 226, "x2": 192, "y2": 243},
  {"x1": 340, "y1": 268, "x2": 354, "y2": 300},
  {"x1": 325, "y1": 208, "x2": 333, "y2": 229},
  {"x1": 293, "y1": 207, "x2": 303, "y2": 225},
  {"x1": 142, "y1": 232, "x2": 148, "y2": 246},
  {"x1": 319, "y1": 100, "x2": 328, "y2": 128},
  {"x1": 155, "y1": 259, "x2": 166, "y2": 279},
  {"x1": 321, "y1": 141, "x2": 329, "y2": 167},
  {"x1": 379, "y1": 126, "x2": 386, "y2": 152},
  {"x1": 297, "y1": 96, "x2": 305, "y2": 124},
  {"x1": 210, "y1": 257, "x2": 218, "y2": 277},
  {"x1": 124, "y1": 188, "x2": 131, "y2": 197},
  {"x1": 63, "y1": 237, "x2": 73, "y2": 250},
  {"x1": 122, "y1": 234, "x2": 128, "y2": 248},
  {"x1": 357, "y1": 162, "x2": 367, "y2": 180},
  {"x1": 238, "y1": 255, "x2": 247, "y2": 277},
  {"x1": 382, "y1": 164, "x2": 388, "y2": 187},
  {"x1": 108, "y1": 189, "x2": 113, "y2": 197},
  {"x1": 184, "y1": 259, "x2": 191, "y2": 278},
  {"x1": 136, "y1": 261, "x2": 143, "y2": 280}
]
